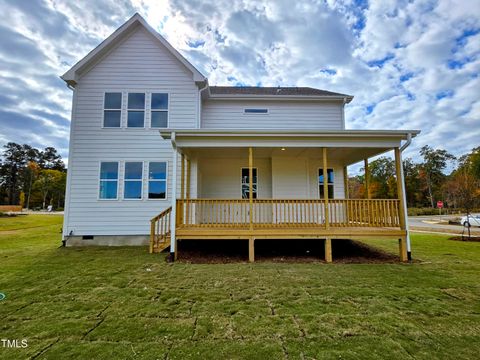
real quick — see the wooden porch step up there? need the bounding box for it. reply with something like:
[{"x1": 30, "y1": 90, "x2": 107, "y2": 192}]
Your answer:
[{"x1": 152, "y1": 235, "x2": 171, "y2": 253}]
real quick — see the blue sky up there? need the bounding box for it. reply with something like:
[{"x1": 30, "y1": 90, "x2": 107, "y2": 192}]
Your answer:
[{"x1": 0, "y1": 0, "x2": 479, "y2": 167}]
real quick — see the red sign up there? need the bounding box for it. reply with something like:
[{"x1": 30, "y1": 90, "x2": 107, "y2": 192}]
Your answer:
[{"x1": 437, "y1": 201, "x2": 444, "y2": 209}]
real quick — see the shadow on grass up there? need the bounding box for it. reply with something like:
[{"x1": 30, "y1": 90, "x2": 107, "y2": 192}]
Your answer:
[{"x1": 177, "y1": 239, "x2": 399, "y2": 264}]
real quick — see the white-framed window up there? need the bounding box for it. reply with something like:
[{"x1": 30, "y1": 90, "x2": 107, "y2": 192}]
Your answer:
[
  {"x1": 319, "y1": 168, "x2": 334, "y2": 199},
  {"x1": 99, "y1": 162, "x2": 119, "y2": 199},
  {"x1": 127, "y1": 93, "x2": 145, "y2": 128},
  {"x1": 148, "y1": 162, "x2": 167, "y2": 199},
  {"x1": 244, "y1": 108, "x2": 268, "y2": 114},
  {"x1": 103, "y1": 93, "x2": 122, "y2": 127},
  {"x1": 124, "y1": 162, "x2": 143, "y2": 200},
  {"x1": 241, "y1": 167, "x2": 257, "y2": 199},
  {"x1": 151, "y1": 93, "x2": 169, "y2": 128}
]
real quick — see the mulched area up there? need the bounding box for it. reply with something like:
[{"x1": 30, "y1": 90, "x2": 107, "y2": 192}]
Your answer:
[
  {"x1": 176, "y1": 239, "x2": 400, "y2": 264},
  {"x1": 449, "y1": 236, "x2": 480, "y2": 242}
]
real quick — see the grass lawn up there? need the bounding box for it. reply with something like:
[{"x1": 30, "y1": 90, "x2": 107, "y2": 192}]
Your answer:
[{"x1": 1, "y1": 215, "x2": 479, "y2": 359}]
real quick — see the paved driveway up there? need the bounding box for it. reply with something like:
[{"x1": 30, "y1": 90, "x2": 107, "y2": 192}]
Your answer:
[{"x1": 408, "y1": 215, "x2": 480, "y2": 235}]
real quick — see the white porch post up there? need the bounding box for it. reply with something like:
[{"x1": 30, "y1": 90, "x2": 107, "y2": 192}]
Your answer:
[{"x1": 169, "y1": 133, "x2": 178, "y2": 261}]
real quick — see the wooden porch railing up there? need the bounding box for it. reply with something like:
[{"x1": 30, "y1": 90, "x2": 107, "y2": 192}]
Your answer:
[
  {"x1": 176, "y1": 198, "x2": 400, "y2": 229},
  {"x1": 149, "y1": 206, "x2": 172, "y2": 253}
]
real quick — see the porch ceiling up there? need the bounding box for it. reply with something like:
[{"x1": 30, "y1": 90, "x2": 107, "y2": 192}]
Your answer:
[{"x1": 182, "y1": 147, "x2": 392, "y2": 166}]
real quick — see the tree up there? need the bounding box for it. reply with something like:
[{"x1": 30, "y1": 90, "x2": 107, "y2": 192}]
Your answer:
[
  {"x1": 0, "y1": 143, "x2": 27, "y2": 205},
  {"x1": 367, "y1": 157, "x2": 397, "y2": 199},
  {"x1": 39, "y1": 147, "x2": 65, "y2": 171},
  {"x1": 419, "y1": 145, "x2": 456, "y2": 208},
  {"x1": 25, "y1": 161, "x2": 40, "y2": 210},
  {"x1": 0, "y1": 143, "x2": 67, "y2": 208}
]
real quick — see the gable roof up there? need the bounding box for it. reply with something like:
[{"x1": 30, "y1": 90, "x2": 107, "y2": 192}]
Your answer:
[{"x1": 61, "y1": 13, "x2": 206, "y2": 86}]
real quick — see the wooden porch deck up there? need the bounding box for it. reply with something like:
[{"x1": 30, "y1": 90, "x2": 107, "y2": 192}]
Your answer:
[{"x1": 150, "y1": 198, "x2": 408, "y2": 262}]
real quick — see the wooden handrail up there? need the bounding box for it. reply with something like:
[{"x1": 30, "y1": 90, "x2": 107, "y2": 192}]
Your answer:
[
  {"x1": 150, "y1": 206, "x2": 172, "y2": 253},
  {"x1": 176, "y1": 198, "x2": 401, "y2": 229}
]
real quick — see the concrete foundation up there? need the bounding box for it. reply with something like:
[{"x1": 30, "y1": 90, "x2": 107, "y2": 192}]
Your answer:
[{"x1": 65, "y1": 235, "x2": 149, "y2": 247}]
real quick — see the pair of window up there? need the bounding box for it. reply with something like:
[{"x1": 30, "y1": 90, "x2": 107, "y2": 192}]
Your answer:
[
  {"x1": 99, "y1": 162, "x2": 167, "y2": 200},
  {"x1": 319, "y1": 168, "x2": 334, "y2": 199},
  {"x1": 103, "y1": 92, "x2": 168, "y2": 128}
]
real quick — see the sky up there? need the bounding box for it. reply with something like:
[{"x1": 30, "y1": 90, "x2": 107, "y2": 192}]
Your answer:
[{"x1": 0, "y1": 0, "x2": 479, "y2": 169}]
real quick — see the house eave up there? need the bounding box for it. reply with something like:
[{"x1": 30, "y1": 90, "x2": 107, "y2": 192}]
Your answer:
[
  {"x1": 207, "y1": 95, "x2": 354, "y2": 103},
  {"x1": 160, "y1": 129, "x2": 420, "y2": 140}
]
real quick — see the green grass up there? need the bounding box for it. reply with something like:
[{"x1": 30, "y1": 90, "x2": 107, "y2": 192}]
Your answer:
[{"x1": 1, "y1": 215, "x2": 479, "y2": 359}]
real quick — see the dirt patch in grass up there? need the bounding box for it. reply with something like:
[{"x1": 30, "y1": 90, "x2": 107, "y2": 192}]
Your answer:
[
  {"x1": 449, "y1": 236, "x2": 480, "y2": 242},
  {"x1": 176, "y1": 239, "x2": 400, "y2": 264}
]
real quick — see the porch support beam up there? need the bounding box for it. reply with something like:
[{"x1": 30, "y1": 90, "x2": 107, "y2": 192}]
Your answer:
[
  {"x1": 181, "y1": 153, "x2": 185, "y2": 201},
  {"x1": 395, "y1": 147, "x2": 408, "y2": 262},
  {"x1": 364, "y1": 159, "x2": 371, "y2": 199},
  {"x1": 249, "y1": 237, "x2": 255, "y2": 262},
  {"x1": 325, "y1": 238, "x2": 332, "y2": 263},
  {"x1": 180, "y1": 153, "x2": 185, "y2": 226},
  {"x1": 323, "y1": 148, "x2": 329, "y2": 229},
  {"x1": 343, "y1": 166, "x2": 349, "y2": 199},
  {"x1": 249, "y1": 147, "x2": 253, "y2": 230}
]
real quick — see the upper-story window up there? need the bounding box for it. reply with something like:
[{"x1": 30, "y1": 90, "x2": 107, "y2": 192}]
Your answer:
[
  {"x1": 127, "y1": 93, "x2": 145, "y2": 128},
  {"x1": 103, "y1": 93, "x2": 122, "y2": 127},
  {"x1": 151, "y1": 93, "x2": 169, "y2": 128},
  {"x1": 244, "y1": 108, "x2": 268, "y2": 114}
]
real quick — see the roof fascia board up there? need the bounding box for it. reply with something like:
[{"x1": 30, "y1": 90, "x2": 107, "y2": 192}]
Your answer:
[
  {"x1": 207, "y1": 94, "x2": 354, "y2": 102},
  {"x1": 160, "y1": 129, "x2": 420, "y2": 138}
]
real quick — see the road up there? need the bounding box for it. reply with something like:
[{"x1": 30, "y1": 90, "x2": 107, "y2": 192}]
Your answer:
[{"x1": 408, "y1": 215, "x2": 480, "y2": 236}]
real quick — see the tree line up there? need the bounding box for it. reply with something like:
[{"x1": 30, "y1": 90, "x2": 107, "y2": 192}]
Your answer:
[
  {"x1": 0, "y1": 143, "x2": 66, "y2": 210},
  {"x1": 349, "y1": 145, "x2": 480, "y2": 212}
]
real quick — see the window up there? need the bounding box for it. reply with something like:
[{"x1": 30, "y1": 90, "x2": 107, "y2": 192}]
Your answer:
[
  {"x1": 124, "y1": 162, "x2": 143, "y2": 199},
  {"x1": 319, "y1": 168, "x2": 334, "y2": 199},
  {"x1": 99, "y1": 162, "x2": 118, "y2": 199},
  {"x1": 103, "y1": 93, "x2": 122, "y2": 127},
  {"x1": 148, "y1": 162, "x2": 167, "y2": 199},
  {"x1": 127, "y1": 93, "x2": 145, "y2": 127},
  {"x1": 244, "y1": 108, "x2": 268, "y2": 114},
  {"x1": 241, "y1": 168, "x2": 257, "y2": 199},
  {"x1": 151, "y1": 93, "x2": 168, "y2": 128}
]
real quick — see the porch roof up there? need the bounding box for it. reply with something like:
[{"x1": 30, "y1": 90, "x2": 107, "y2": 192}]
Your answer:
[
  {"x1": 160, "y1": 129, "x2": 419, "y2": 166},
  {"x1": 160, "y1": 129, "x2": 419, "y2": 148}
]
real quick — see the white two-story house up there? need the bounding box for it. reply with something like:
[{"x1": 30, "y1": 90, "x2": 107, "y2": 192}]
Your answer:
[{"x1": 61, "y1": 14, "x2": 419, "y2": 262}]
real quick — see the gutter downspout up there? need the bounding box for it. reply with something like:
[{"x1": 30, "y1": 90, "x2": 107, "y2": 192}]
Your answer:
[
  {"x1": 399, "y1": 133, "x2": 412, "y2": 261},
  {"x1": 169, "y1": 132, "x2": 177, "y2": 262},
  {"x1": 342, "y1": 97, "x2": 347, "y2": 130},
  {"x1": 197, "y1": 81, "x2": 208, "y2": 128}
]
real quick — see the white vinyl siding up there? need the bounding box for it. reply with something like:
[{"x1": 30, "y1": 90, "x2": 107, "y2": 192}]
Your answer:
[
  {"x1": 64, "y1": 26, "x2": 198, "y2": 236},
  {"x1": 202, "y1": 100, "x2": 343, "y2": 130}
]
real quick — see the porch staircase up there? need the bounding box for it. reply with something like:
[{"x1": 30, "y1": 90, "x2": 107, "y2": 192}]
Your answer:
[{"x1": 149, "y1": 207, "x2": 172, "y2": 253}]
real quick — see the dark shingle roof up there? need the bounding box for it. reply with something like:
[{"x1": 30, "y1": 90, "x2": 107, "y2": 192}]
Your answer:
[{"x1": 209, "y1": 86, "x2": 351, "y2": 97}]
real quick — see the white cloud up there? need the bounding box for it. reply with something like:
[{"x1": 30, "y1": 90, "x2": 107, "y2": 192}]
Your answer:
[{"x1": 0, "y1": 0, "x2": 478, "y2": 169}]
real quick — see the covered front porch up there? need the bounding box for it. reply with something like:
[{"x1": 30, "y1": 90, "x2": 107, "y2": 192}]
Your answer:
[{"x1": 150, "y1": 130, "x2": 418, "y2": 262}]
